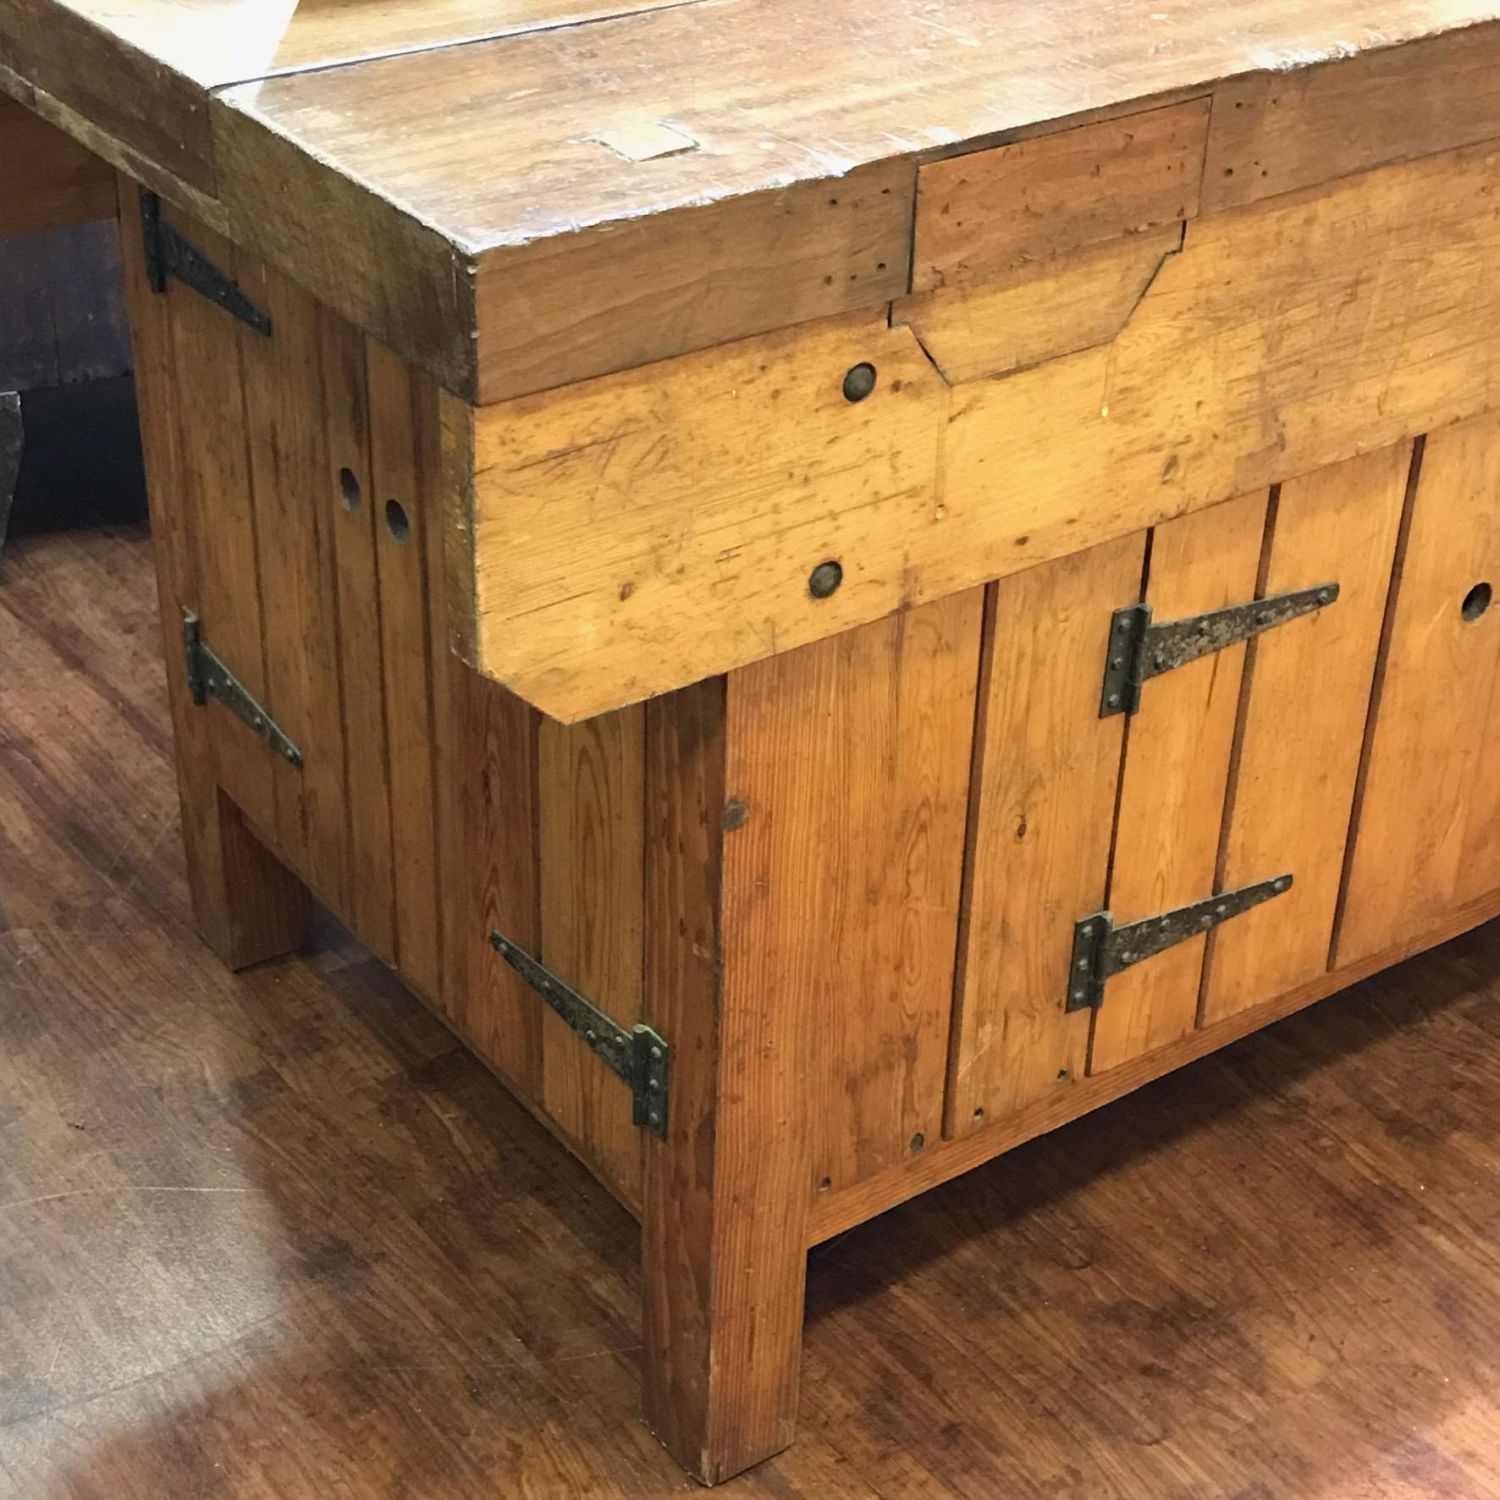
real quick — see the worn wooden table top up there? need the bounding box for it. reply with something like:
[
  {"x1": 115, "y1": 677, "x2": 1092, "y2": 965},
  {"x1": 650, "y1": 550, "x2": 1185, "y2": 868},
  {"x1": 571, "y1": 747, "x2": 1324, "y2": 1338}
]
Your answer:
[{"x1": 3, "y1": 0, "x2": 1498, "y2": 402}]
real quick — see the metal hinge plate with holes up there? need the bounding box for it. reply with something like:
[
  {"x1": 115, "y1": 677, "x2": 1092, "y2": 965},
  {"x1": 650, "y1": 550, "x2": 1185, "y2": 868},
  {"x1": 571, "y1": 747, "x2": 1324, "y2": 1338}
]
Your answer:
[
  {"x1": 140, "y1": 190, "x2": 272, "y2": 336},
  {"x1": 1066, "y1": 873, "x2": 1294, "y2": 1012},
  {"x1": 183, "y1": 612, "x2": 301, "y2": 766},
  {"x1": 489, "y1": 932, "x2": 670, "y2": 1137},
  {"x1": 1100, "y1": 583, "x2": 1339, "y2": 717}
]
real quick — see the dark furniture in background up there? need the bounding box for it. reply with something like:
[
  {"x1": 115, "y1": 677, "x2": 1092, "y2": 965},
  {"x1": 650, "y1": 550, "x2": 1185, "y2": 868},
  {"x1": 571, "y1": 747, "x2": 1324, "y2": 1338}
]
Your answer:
[{"x1": 0, "y1": 100, "x2": 142, "y2": 555}]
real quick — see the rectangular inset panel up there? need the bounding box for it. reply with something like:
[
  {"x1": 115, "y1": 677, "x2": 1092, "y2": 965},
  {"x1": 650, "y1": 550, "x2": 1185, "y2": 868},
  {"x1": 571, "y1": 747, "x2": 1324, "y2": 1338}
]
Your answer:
[
  {"x1": 1202, "y1": 445, "x2": 1409, "y2": 1023},
  {"x1": 946, "y1": 535, "x2": 1143, "y2": 1134},
  {"x1": 1090, "y1": 492, "x2": 1267, "y2": 1075},
  {"x1": 726, "y1": 591, "x2": 984, "y2": 1188},
  {"x1": 1338, "y1": 413, "x2": 1500, "y2": 964},
  {"x1": 914, "y1": 99, "x2": 1208, "y2": 291}
]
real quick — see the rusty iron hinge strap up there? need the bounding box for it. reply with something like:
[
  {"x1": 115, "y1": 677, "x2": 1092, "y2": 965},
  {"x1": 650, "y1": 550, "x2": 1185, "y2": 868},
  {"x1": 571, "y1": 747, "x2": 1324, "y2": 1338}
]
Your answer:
[
  {"x1": 1101, "y1": 582, "x2": 1339, "y2": 717},
  {"x1": 489, "y1": 932, "x2": 670, "y2": 1137},
  {"x1": 1066, "y1": 873, "x2": 1294, "y2": 1012},
  {"x1": 140, "y1": 190, "x2": 272, "y2": 336},
  {"x1": 183, "y1": 612, "x2": 301, "y2": 766}
]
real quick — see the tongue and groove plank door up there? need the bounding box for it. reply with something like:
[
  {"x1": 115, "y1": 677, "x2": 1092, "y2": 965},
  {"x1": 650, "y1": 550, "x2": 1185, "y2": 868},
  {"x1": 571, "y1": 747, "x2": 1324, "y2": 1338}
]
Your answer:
[
  {"x1": 1337, "y1": 412, "x2": 1500, "y2": 965},
  {"x1": 947, "y1": 441, "x2": 1414, "y2": 1136},
  {"x1": 1202, "y1": 444, "x2": 1410, "y2": 1022}
]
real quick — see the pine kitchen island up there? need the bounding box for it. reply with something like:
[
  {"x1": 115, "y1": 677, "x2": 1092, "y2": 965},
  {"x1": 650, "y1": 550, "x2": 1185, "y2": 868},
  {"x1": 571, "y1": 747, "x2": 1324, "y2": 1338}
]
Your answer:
[{"x1": 4, "y1": 0, "x2": 1500, "y2": 1482}]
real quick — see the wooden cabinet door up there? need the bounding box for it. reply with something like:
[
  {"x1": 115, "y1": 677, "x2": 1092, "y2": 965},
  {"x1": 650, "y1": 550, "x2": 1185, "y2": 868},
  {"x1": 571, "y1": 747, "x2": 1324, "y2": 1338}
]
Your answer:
[
  {"x1": 947, "y1": 443, "x2": 1412, "y2": 1136},
  {"x1": 1337, "y1": 414, "x2": 1500, "y2": 965}
]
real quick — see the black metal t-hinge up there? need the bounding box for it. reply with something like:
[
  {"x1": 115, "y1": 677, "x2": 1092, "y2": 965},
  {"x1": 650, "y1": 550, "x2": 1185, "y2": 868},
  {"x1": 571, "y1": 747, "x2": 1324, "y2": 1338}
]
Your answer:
[
  {"x1": 1101, "y1": 583, "x2": 1339, "y2": 716},
  {"x1": 490, "y1": 932, "x2": 670, "y2": 1137},
  {"x1": 141, "y1": 190, "x2": 272, "y2": 335}
]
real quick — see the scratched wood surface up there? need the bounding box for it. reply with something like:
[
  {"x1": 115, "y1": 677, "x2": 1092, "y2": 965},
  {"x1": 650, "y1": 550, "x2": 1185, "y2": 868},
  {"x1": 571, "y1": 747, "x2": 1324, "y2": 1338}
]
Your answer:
[
  {"x1": 7, "y1": 523, "x2": 1500, "y2": 1496},
  {"x1": 463, "y1": 137, "x2": 1500, "y2": 721}
]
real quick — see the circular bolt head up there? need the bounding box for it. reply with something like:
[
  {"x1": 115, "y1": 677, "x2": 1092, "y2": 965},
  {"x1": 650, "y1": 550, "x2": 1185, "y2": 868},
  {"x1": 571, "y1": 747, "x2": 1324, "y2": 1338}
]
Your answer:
[
  {"x1": 808, "y1": 560, "x2": 844, "y2": 599},
  {"x1": 842, "y1": 362, "x2": 877, "y2": 402}
]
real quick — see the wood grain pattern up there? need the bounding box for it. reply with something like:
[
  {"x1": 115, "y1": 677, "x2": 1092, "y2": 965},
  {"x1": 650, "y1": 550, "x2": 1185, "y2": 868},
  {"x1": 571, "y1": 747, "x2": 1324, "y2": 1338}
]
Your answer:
[
  {"x1": 1202, "y1": 23, "x2": 1500, "y2": 214},
  {"x1": 946, "y1": 535, "x2": 1143, "y2": 1134},
  {"x1": 237, "y1": 255, "x2": 349, "y2": 916},
  {"x1": 115, "y1": 183, "x2": 309, "y2": 967},
  {"x1": 366, "y1": 341, "x2": 443, "y2": 1002},
  {"x1": 1337, "y1": 412, "x2": 1500, "y2": 965},
  {"x1": 208, "y1": 2, "x2": 1500, "y2": 395},
  {"x1": 1202, "y1": 445, "x2": 1410, "y2": 1023},
  {"x1": 941, "y1": 137, "x2": 1500, "y2": 634},
  {"x1": 642, "y1": 676, "x2": 809, "y2": 1483},
  {"x1": 821, "y1": 887, "x2": 1500, "y2": 1243},
  {"x1": 13, "y1": 522, "x2": 1500, "y2": 1500},
  {"x1": 320, "y1": 308, "x2": 397, "y2": 965},
  {"x1": 0, "y1": 98, "x2": 113, "y2": 235},
  {"x1": 153, "y1": 206, "x2": 274, "y2": 838},
  {"x1": 538, "y1": 709, "x2": 647, "y2": 1205},
  {"x1": 734, "y1": 593, "x2": 983, "y2": 1192},
  {"x1": 467, "y1": 310, "x2": 946, "y2": 721},
  {"x1": 895, "y1": 224, "x2": 1182, "y2": 385},
  {"x1": 1090, "y1": 492, "x2": 1267, "y2": 1075},
  {"x1": 913, "y1": 98, "x2": 1208, "y2": 291},
  {"x1": 462, "y1": 140, "x2": 1500, "y2": 721}
]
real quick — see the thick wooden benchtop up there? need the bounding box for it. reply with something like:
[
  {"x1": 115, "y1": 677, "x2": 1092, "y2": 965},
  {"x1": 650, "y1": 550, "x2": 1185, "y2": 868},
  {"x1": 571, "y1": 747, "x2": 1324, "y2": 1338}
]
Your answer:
[{"x1": 3, "y1": 0, "x2": 1498, "y2": 402}]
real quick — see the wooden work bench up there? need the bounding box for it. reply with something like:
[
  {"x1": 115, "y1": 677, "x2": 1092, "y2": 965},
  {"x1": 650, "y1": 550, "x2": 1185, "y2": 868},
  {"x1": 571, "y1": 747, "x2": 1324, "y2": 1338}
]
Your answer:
[{"x1": 5, "y1": 0, "x2": 1500, "y2": 1482}]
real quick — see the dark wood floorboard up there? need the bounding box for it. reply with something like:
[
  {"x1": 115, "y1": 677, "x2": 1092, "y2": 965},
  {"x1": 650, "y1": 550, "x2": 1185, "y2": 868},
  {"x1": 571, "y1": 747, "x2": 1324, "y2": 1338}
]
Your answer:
[{"x1": 2, "y1": 525, "x2": 1499, "y2": 1499}]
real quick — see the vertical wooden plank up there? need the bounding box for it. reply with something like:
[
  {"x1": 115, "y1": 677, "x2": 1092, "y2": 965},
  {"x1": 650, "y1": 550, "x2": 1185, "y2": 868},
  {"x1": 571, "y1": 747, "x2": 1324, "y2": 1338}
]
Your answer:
[
  {"x1": 1202, "y1": 445, "x2": 1409, "y2": 1023},
  {"x1": 367, "y1": 338, "x2": 442, "y2": 1001},
  {"x1": 538, "y1": 708, "x2": 647, "y2": 1204},
  {"x1": 237, "y1": 255, "x2": 349, "y2": 913},
  {"x1": 320, "y1": 304, "x2": 396, "y2": 963},
  {"x1": 156, "y1": 203, "x2": 274, "y2": 835},
  {"x1": 117, "y1": 182, "x2": 308, "y2": 966},
  {"x1": 428, "y1": 385, "x2": 547, "y2": 1107},
  {"x1": 642, "y1": 676, "x2": 807, "y2": 1484},
  {"x1": 727, "y1": 593, "x2": 982, "y2": 1187},
  {"x1": 946, "y1": 535, "x2": 1142, "y2": 1133},
  {"x1": 1338, "y1": 413, "x2": 1500, "y2": 964},
  {"x1": 1089, "y1": 492, "x2": 1267, "y2": 1075}
]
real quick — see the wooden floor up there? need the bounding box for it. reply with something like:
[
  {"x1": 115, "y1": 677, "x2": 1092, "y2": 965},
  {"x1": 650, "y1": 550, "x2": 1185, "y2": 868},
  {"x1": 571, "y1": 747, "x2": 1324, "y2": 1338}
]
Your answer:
[{"x1": 3, "y1": 524, "x2": 1500, "y2": 1499}]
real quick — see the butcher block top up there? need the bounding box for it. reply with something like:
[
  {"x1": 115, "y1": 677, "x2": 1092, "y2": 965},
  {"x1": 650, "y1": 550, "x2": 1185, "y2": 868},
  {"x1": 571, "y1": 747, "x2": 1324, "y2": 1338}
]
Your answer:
[{"x1": 3, "y1": 0, "x2": 1499, "y2": 404}]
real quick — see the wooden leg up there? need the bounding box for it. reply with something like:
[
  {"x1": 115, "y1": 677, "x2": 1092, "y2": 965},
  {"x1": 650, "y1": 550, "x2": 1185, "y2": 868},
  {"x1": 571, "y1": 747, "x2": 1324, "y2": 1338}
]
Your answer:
[
  {"x1": 641, "y1": 682, "x2": 808, "y2": 1485},
  {"x1": 180, "y1": 782, "x2": 311, "y2": 971}
]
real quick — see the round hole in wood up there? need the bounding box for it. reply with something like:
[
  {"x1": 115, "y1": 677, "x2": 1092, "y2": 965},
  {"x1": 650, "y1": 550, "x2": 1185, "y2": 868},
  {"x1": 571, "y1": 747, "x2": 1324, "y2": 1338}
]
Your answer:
[
  {"x1": 338, "y1": 466, "x2": 361, "y2": 511},
  {"x1": 385, "y1": 498, "x2": 411, "y2": 543},
  {"x1": 1462, "y1": 580, "x2": 1492, "y2": 623}
]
